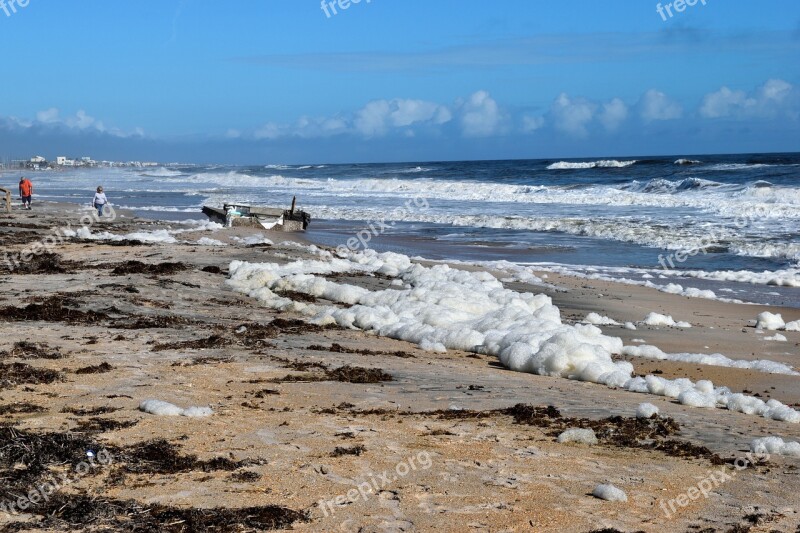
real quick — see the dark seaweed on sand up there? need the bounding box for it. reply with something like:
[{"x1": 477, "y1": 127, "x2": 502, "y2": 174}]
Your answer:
[
  {"x1": 331, "y1": 445, "x2": 366, "y2": 457},
  {"x1": 110, "y1": 260, "x2": 189, "y2": 276},
  {"x1": 0, "y1": 362, "x2": 63, "y2": 389},
  {"x1": 307, "y1": 342, "x2": 415, "y2": 358},
  {"x1": 0, "y1": 403, "x2": 46, "y2": 416},
  {"x1": 75, "y1": 362, "x2": 114, "y2": 375},
  {"x1": 0, "y1": 341, "x2": 65, "y2": 360},
  {"x1": 153, "y1": 334, "x2": 232, "y2": 352},
  {"x1": 0, "y1": 296, "x2": 110, "y2": 324},
  {"x1": 118, "y1": 439, "x2": 257, "y2": 474},
  {"x1": 0, "y1": 494, "x2": 307, "y2": 532}
]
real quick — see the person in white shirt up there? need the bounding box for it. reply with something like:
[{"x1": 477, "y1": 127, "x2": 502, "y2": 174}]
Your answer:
[{"x1": 93, "y1": 186, "x2": 109, "y2": 217}]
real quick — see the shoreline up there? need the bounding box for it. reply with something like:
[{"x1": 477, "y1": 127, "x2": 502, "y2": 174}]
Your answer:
[{"x1": 0, "y1": 201, "x2": 798, "y2": 532}]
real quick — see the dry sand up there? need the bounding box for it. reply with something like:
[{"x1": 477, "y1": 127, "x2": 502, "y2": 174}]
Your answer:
[{"x1": 0, "y1": 203, "x2": 798, "y2": 533}]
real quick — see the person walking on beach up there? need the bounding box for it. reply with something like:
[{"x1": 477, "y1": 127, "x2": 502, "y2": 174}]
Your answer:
[
  {"x1": 18, "y1": 177, "x2": 33, "y2": 210},
  {"x1": 93, "y1": 186, "x2": 109, "y2": 217}
]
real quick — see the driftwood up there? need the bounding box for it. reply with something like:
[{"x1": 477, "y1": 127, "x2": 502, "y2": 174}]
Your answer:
[{"x1": 0, "y1": 188, "x2": 10, "y2": 213}]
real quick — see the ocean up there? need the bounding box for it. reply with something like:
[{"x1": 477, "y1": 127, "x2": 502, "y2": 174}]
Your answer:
[{"x1": 10, "y1": 152, "x2": 800, "y2": 307}]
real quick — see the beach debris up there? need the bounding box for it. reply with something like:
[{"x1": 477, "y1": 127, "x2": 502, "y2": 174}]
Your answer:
[
  {"x1": 636, "y1": 403, "x2": 660, "y2": 419},
  {"x1": 557, "y1": 428, "x2": 598, "y2": 445},
  {"x1": 202, "y1": 201, "x2": 310, "y2": 231},
  {"x1": 750, "y1": 436, "x2": 800, "y2": 458},
  {"x1": 592, "y1": 483, "x2": 628, "y2": 502},
  {"x1": 139, "y1": 400, "x2": 213, "y2": 418}
]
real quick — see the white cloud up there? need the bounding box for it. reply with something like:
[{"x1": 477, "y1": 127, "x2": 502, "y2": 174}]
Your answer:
[
  {"x1": 549, "y1": 93, "x2": 596, "y2": 137},
  {"x1": 701, "y1": 79, "x2": 796, "y2": 119},
  {"x1": 354, "y1": 98, "x2": 452, "y2": 137},
  {"x1": 522, "y1": 115, "x2": 545, "y2": 132},
  {"x1": 599, "y1": 98, "x2": 628, "y2": 131},
  {"x1": 36, "y1": 108, "x2": 60, "y2": 123},
  {"x1": 25, "y1": 107, "x2": 139, "y2": 137},
  {"x1": 460, "y1": 90, "x2": 503, "y2": 137},
  {"x1": 638, "y1": 89, "x2": 683, "y2": 121}
]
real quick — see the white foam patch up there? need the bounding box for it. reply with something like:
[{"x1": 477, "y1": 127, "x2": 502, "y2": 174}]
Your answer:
[
  {"x1": 621, "y1": 345, "x2": 797, "y2": 375},
  {"x1": 756, "y1": 312, "x2": 785, "y2": 330},
  {"x1": 139, "y1": 399, "x2": 213, "y2": 417},
  {"x1": 557, "y1": 428, "x2": 598, "y2": 445},
  {"x1": 750, "y1": 436, "x2": 800, "y2": 458},
  {"x1": 547, "y1": 160, "x2": 637, "y2": 170},
  {"x1": 226, "y1": 249, "x2": 800, "y2": 424},
  {"x1": 764, "y1": 333, "x2": 788, "y2": 342},
  {"x1": 584, "y1": 313, "x2": 619, "y2": 326},
  {"x1": 196, "y1": 237, "x2": 227, "y2": 246},
  {"x1": 232, "y1": 235, "x2": 275, "y2": 246},
  {"x1": 592, "y1": 484, "x2": 628, "y2": 502},
  {"x1": 636, "y1": 403, "x2": 659, "y2": 419},
  {"x1": 642, "y1": 312, "x2": 691, "y2": 328},
  {"x1": 785, "y1": 320, "x2": 800, "y2": 332}
]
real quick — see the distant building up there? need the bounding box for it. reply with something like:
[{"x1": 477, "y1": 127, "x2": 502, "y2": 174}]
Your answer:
[
  {"x1": 56, "y1": 156, "x2": 67, "y2": 165},
  {"x1": 30, "y1": 156, "x2": 46, "y2": 163}
]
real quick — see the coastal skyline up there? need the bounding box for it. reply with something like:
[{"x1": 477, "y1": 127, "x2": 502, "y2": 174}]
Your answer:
[{"x1": 1, "y1": 0, "x2": 799, "y2": 163}]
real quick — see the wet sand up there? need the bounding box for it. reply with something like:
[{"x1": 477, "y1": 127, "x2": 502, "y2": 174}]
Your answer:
[{"x1": 0, "y1": 202, "x2": 798, "y2": 532}]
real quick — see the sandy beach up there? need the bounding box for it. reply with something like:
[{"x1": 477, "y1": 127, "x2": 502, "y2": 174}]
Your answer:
[{"x1": 1, "y1": 202, "x2": 799, "y2": 533}]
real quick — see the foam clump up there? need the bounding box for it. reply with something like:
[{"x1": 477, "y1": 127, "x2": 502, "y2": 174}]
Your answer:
[
  {"x1": 764, "y1": 333, "x2": 787, "y2": 342},
  {"x1": 621, "y1": 345, "x2": 798, "y2": 375},
  {"x1": 750, "y1": 436, "x2": 800, "y2": 457},
  {"x1": 139, "y1": 399, "x2": 213, "y2": 418},
  {"x1": 584, "y1": 313, "x2": 619, "y2": 326},
  {"x1": 196, "y1": 237, "x2": 227, "y2": 246},
  {"x1": 643, "y1": 312, "x2": 691, "y2": 328},
  {"x1": 592, "y1": 484, "x2": 628, "y2": 502},
  {"x1": 557, "y1": 428, "x2": 598, "y2": 445},
  {"x1": 636, "y1": 403, "x2": 659, "y2": 419},
  {"x1": 785, "y1": 320, "x2": 800, "y2": 332},
  {"x1": 226, "y1": 249, "x2": 800, "y2": 424},
  {"x1": 756, "y1": 312, "x2": 785, "y2": 330}
]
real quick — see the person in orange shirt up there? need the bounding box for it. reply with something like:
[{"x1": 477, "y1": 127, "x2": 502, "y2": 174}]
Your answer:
[{"x1": 18, "y1": 177, "x2": 33, "y2": 210}]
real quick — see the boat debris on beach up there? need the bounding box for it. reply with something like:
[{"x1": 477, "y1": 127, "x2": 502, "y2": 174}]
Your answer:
[{"x1": 202, "y1": 197, "x2": 311, "y2": 232}]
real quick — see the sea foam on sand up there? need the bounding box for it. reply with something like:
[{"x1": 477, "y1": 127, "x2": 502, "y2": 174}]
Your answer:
[
  {"x1": 139, "y1": 400, "x2": 213, "y2": 417},
  {"x1": 750, "y1": 436, "x2": 800, "y2": 458},
  {"x1": 592, "y1": 484, "x2": 628, "y2": 502},
  {"x1": 226, "y1": 248, "x2": 800, "y2": 424}
]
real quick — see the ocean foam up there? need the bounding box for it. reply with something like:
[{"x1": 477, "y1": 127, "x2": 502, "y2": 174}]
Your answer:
[
  {"x1": 547, "y1": 160, "x2": 637, "y2": 170},
  {"x1": 750, "y1": 436, "x2": 800, "y2": 458},
  {"x1": 621, "y1": 345, "x2": 797, "y2": 375},
  {"x1": 636, "y1": 403, "x2": 659, "y2": 419},
  {"x1": 139, "y1": 399, "x2": 213, "y2": 417},
  {"x1": 584, "y1": 313, "x2": 619, "y2": 326},
  {"x1": 592, "y1": 484, "x2": 627, "y2": 502},
  {"x1": 642, "y1": 313, "x2": 691, "y2": 328},
  {"x1": 227, "y1": 249, "x2": 800, "y2": 424},
  {"x1": 756, "y1": 312, "x2": 785, "y2": 330},
  {"x1": 557, "y1": 428, "x2": 598, "y2": 445}
]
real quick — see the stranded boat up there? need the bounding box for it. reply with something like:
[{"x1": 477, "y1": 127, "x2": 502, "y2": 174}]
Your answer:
[{"x1": 202, "y1": 197, "x2": 311, "y2": 232}]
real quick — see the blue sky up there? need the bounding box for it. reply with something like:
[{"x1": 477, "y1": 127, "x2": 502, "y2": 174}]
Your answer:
[{"x1": 0, "y1": 0, "x2": 798, "y2": 163}]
